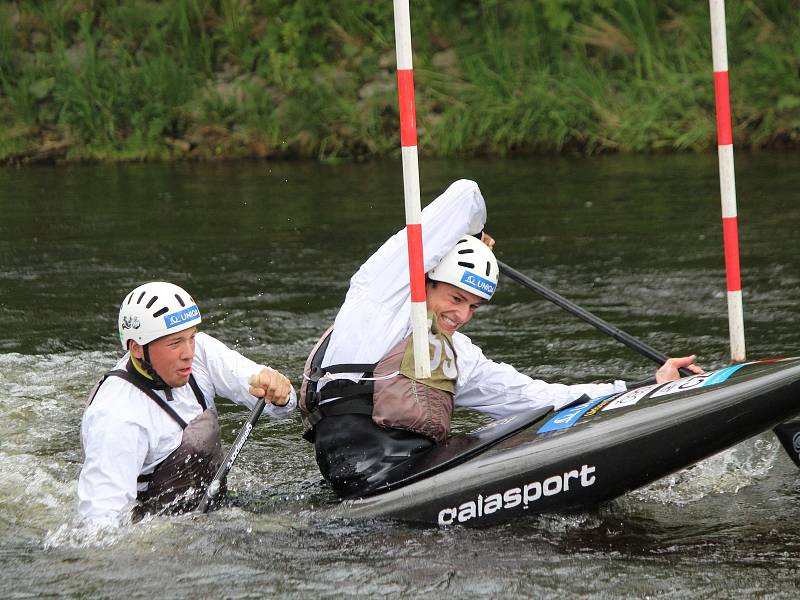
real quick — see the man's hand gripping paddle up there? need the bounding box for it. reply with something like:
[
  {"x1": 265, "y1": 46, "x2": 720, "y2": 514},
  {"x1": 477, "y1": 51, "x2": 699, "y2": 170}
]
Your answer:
[{"x1": 197, "y1": 374, "x2": 269, "y2": 514}]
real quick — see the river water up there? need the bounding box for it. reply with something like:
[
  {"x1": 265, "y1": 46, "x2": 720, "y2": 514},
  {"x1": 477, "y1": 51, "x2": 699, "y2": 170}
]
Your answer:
[{"x1": 1, "y1": 153, "x2": 798, "y2": 598}]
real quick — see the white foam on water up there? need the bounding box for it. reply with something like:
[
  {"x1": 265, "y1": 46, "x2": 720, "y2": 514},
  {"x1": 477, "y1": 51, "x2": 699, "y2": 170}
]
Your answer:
[
  {"x1": 0, "y1": 350, "x2": 115, "y2": 447},
  {"x1": 631, "y1": 435, "x2": 780, "y2": 505},
  {"x1": 0, "y1": 350, "x2": 120, "y2": 541},
  {"x1": 42, "y1": 508, "x2": 191, "y2": 550}
]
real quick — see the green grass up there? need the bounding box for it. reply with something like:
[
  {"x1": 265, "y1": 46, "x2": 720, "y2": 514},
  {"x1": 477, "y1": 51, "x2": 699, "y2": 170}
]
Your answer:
[{"x1": 1, "y1": 0, "x2": 798, "y2": 163}]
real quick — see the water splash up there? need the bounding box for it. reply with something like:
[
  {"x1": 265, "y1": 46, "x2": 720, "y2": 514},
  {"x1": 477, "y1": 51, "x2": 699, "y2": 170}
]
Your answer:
[{"x1": 631, "y1": 435, "x2": 779, "y2": 505}]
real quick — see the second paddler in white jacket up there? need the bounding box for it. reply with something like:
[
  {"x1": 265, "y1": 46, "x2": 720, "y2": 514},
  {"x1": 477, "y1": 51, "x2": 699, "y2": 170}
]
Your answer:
[{"x1": 78, "y1": 281, "x2": 297, "y2": 527}]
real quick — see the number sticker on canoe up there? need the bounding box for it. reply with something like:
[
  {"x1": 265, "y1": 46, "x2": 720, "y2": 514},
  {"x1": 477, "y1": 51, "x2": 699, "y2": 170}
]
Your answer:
[
  {"x1": 602, "y1": 363, "x2": 750, "y2": 412},
  {"x1": 650, "y1": 364, "x2": 747, "y2": 399},
  {"x1": 602, "y1": 382, "x2": 661, "y2": 411}
]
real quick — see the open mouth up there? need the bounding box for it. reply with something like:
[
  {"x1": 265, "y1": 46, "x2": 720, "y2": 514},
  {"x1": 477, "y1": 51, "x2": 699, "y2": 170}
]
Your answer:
[{"x1": 439, "y1": 316, "x2": 460, "y2": 331}]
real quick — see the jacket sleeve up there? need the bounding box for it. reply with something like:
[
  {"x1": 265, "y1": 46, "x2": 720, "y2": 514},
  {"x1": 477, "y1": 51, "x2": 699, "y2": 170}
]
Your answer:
[
  {"x1": 193, "y1": 332, "x2": 297, "y2": 418},
  {"x1": 452, "y1": 333, "x2": 626, "y2": 419},
  {"x1": 78, "y1": 408, "x2": 149, "y2": 527},
  {"x1": 349, "y1": 178, "x2": 488, "y2": 313},
  {"x1": 324, "y1": 180, "x2": 489, "y2": 366}
]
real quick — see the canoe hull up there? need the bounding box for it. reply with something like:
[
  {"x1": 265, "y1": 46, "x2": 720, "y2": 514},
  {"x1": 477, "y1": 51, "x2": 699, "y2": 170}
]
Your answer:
[{"x1": 334, "y1": 358, "x2": 800, "y2": 526}]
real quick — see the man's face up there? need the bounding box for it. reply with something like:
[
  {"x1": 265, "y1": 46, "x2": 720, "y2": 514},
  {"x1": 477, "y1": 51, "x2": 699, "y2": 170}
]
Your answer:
[
  {"x1": 131, "y1": 327, "x2": 197, "y2": 387},
  {"x1": 425, "y1": 281, "x2": 483, "y2": 335}
]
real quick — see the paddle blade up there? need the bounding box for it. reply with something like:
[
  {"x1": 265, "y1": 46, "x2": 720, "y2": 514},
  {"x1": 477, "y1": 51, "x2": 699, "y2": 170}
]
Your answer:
[{"x1": 774, "y1": 418, "x2": 800, "y2": 467}]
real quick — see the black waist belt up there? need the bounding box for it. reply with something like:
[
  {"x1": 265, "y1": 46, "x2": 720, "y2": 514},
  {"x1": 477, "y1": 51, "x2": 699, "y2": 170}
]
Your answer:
[
  {"x1": 306, "y1": 393, "x2": 375, "y2": 429},
  {"x1": 303, "y1": 375, "x2": 376, "y2": 440}
]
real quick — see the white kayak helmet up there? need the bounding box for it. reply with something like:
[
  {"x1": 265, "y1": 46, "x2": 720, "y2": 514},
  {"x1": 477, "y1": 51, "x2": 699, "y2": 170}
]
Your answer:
[
  {"x1": 118, "y1": 281, "x2": 202, "y2": 350},
  {"x1": 427, "y1": 236, "x2": 498, "y2": 301}
]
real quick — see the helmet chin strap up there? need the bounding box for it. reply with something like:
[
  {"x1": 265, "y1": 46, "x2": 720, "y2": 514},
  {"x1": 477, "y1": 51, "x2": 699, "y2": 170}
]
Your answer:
[{"x1": 141, "y1": 344, "x2": 172, "y2": 391}]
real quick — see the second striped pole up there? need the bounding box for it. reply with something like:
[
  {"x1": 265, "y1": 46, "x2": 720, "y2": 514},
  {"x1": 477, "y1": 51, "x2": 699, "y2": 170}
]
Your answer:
[{"x1": 710, "y1": 0, "x2": 746, "y2": 363}]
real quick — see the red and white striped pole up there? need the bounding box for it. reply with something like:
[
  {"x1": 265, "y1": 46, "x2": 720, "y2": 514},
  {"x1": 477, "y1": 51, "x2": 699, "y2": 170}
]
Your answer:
[
  {"x1": 709, "y1": 0, "x2": 746, "y2": 363},
  {"x1": 393, "y1": 0, "x2": 431, "y2": 378}
]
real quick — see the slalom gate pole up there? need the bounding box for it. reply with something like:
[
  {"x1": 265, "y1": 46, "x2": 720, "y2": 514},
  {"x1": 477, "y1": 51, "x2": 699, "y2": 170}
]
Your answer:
[
  {"x1": 393, "y1": 0, "x2": 431, "y2": 378},
  {"x1": 709, "y1": 0, "x2": 746, "y2": 363}
]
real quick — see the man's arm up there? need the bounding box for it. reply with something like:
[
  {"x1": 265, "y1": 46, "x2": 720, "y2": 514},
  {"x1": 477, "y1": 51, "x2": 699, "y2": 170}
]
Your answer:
[
  {"x1": 192, "y1": 332, "x2": 296, "y2": 417},
  {"x1": 352, "y1": 179, "x2": 488, "y2": 311},
  {"x1": 452, "y1": 333, "x2": 626, "y2": 419},
  {"x1": 78, "y1": 410, "x2": 149, "y2": 527}
]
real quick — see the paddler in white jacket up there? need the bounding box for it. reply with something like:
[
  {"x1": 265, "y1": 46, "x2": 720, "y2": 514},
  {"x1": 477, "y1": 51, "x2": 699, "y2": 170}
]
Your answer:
[
  {"x1": 299, "y1": 179, "x2": 701, "y2": 498},
  {"x1": 78, "y1": 281, "x2": 297, "y2": 527}
]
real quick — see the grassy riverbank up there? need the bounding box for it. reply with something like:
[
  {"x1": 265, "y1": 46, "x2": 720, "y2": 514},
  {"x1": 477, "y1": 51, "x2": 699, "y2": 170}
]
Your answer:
[{"x1": 1, "y1": 1, "x2": 798, "y2": 163}]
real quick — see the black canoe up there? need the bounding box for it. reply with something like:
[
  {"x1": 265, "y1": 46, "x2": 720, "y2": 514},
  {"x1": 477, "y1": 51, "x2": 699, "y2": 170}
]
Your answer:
[{"x1": 332, "y1": 357, "x2": 800, "y2": 526}]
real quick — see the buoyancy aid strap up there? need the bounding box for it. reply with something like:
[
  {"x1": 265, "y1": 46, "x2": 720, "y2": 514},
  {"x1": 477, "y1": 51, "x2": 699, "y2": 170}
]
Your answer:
[
  {"x1": 104, "y1": 369, "x2": 190, "y2": 429},
  {"x1": 318, "y1": 378, "x2": 376, "y2": 402},
  {"x1": 305, "y1": 395, "x2": 374, "y2": 428},
  {"x1": 313, "y1": 363, "x2": 379, "y2": 377},
  {"x1": 95, "y1": 367, "x2": 207, "y2": 430},
  {"x1": 304, "y1": 330, "x2": 334, "y2": 387},
  {"x1": 188, "y1": 375, "x2": 208, "y2": 410},
  {"x1": 303, "y1": 329, "x2": 377, "y2": 403},
  {"x1": 301, "y1": 326, "x2": 383, "y2": 441}
]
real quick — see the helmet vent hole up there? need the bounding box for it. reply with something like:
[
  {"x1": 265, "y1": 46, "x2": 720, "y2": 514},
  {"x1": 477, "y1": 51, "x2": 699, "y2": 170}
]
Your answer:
[
  {"x1": 457, "y1": 261, "x2": 476, "y2": 269},
  {"x1": 485, "y1": 264, "x2": 492, "y2": 276},
  {"x1": 136, "y1": 291, "x2": 146, "y2": 304},
  {"x1": 145, "y1": 296, "x2": 158, "y2": 309},
  {"x1": 175, "y1": 294, "x2": 186, "y2": 307},
  {"x1": 152, "y1": 307, "x2": 169, "y2": 318},
  {"x1": 457, "y1": 248, "x2": 474, "y2": 255}
]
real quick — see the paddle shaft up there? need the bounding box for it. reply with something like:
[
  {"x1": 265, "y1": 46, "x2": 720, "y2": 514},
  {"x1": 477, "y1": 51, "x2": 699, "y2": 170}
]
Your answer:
[
  {"x1": 197, "y1": 398, "x2": 266, "y2": 514},
  {"x1": 497, "y1": 260, "x2": 693, "y2": 377}
]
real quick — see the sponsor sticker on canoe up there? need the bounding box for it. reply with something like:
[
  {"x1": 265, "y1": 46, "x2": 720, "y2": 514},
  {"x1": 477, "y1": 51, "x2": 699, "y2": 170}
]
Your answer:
[{"x1": 538, "y1": 396, "x2": 611, "y2": 433}]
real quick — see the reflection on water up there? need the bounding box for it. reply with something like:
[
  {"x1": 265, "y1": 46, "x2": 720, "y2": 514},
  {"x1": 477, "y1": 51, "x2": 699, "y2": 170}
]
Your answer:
[{"x1": 1, "y1": 153, "x2": 799, "y2": 598}]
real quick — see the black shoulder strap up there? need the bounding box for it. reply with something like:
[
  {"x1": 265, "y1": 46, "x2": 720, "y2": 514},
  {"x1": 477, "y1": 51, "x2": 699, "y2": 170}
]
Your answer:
[
  {"x1": 103, "y1": 369, "x2": 189, "y2": 429},
  {"x1": 187, "y1": 374, "x2": 208, "y2": 410}
]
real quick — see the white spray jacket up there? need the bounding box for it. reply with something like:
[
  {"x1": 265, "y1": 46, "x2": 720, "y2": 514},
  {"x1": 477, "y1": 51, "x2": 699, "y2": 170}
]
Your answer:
[
  {"x1": 320, "y1": 178, "x2": 625, "y2": 418},
  {"x1": 78, "y1": 331, "x2": 296, "y2": 527}
]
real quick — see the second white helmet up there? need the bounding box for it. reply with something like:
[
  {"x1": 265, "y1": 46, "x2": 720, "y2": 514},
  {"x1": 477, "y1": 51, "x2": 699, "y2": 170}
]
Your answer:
[
  {"x1": 428, "y1": 236, "x2": 498, "y2": 301},
  {"x1": 118, "y1": 282, "x2": 202, "y2": 350}
]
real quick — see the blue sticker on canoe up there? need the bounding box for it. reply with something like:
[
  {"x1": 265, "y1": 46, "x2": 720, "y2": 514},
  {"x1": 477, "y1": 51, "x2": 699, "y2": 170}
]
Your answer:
[
  {"x1": 701, "y1": 363, "x2": 747, "y2": 386},
  {"x1": 460, "y1": 271, "x2": 496, "y2": 297},
  {"x1": 163, "y1": 305, "x2": 200, "y2": 329},
  {"x1": 538, "y1": 395, "x2": 611, "y2": 433}
]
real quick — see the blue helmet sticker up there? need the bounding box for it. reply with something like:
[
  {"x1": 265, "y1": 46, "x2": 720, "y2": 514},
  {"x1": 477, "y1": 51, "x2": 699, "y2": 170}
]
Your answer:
[
  {"x1": 163, "y1": 305, "x2": 201, "y2": 329},
  {"x1": 460, "y1": 271, "x2": 496, "y2": 297}
]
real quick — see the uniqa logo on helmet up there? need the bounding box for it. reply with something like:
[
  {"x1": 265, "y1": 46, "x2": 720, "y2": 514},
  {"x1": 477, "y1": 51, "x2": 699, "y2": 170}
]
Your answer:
[
  {"x1": 163, "y1": 305, "x2": 201, "y2": 329},
  {"x1": 460, "y1": 271, "x2": 496, "y2": 297}
]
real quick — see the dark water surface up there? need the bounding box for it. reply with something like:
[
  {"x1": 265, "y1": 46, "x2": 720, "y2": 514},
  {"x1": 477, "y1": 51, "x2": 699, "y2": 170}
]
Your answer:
[{"x1": 1, "y1": 153, "x2": 799, "y2": 598}]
